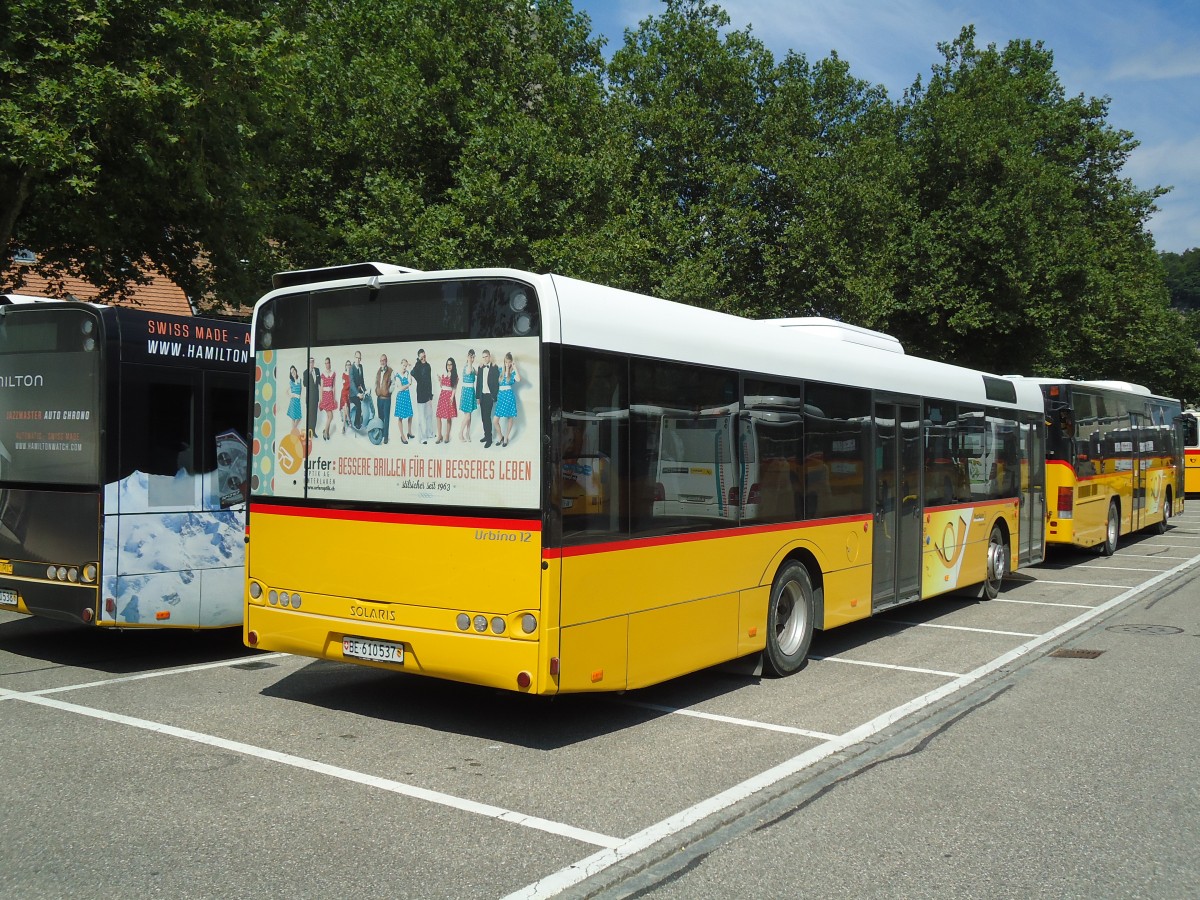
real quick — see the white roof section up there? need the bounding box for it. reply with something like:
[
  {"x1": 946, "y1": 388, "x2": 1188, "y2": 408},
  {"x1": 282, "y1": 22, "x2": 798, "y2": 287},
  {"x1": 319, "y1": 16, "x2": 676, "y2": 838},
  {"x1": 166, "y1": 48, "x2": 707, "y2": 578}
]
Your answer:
[
  {"x1": 766, "y1": 317, "x2": 904, "y2": 354},
  {"x1": 1007, "y1": 375, "x2": 1177, "y2": 405},
  {"x1": 0, "y1": 293, "x2": 52, "y2": 305},
  {"x1": 252, "y1": 266, "x2": 1043, "y2": 414}
]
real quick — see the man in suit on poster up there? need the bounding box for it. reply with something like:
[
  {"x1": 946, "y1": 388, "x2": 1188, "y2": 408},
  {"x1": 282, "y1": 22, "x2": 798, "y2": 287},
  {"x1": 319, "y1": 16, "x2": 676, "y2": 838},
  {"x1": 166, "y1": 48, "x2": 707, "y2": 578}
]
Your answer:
[
  {"x1": 411, "y1": 349, "x2": 434, "y2": 444},
  {"x1": 476, "y1": 349, "x2": 501, "y2": 448},
  {"x1": 303, "y1": 356, "x2": 321, "y2": 441},
  {"x1": 375, "y1": 354, "x2": 394, "y2": 443}
]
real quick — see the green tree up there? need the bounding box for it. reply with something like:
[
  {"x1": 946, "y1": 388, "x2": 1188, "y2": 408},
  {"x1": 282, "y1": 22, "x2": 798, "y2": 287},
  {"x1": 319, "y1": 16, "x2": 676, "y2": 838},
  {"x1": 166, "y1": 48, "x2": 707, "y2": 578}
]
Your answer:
[
  {"x1": 262, "y1": 0, "x2": 611, "y2": 276},
  {"x1": 757, "y1": 51, "x2": 906, "y2": 326},
  {"x1": 892, "y1": 27, "x2": 1192, "y2": 396},
  {"x1": 599, "y1": 0, "x2": 776, "y2": 313},
  {"x1": 1161, "y1": 248, "x2": 1200, "y2": 310},
  {"x1": 0, "y1": 0, "x2": 287, "y2": 307}
]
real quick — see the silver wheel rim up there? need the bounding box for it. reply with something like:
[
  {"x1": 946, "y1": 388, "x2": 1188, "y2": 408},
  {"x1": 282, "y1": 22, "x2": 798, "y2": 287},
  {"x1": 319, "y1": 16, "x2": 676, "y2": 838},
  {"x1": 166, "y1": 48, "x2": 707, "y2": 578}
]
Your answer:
[
  {"x1": 988, "y1": 534, "x2": 1006, "y2": 587},
  {"x1": 1108, "y1": 509, "x2": 1118, "y2": 547},
  {"x1": 776, "y1": 579, "x2": 808, "y2": 656}
]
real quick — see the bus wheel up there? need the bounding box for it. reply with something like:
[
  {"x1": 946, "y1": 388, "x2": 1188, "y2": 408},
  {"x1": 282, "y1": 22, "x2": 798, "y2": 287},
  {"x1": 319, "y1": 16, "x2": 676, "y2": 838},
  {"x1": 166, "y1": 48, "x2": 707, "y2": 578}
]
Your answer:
[
  {"x1": 983, "y1": 524, "x2": 1008, "y2": 600},
  {"x1": 765, "y1": 561, "x2": 815, "y2": 676},
  {"x1": 1154, "y1": 495, "x2": 1172, "y2": 534},
  {"x1": 1101, "y1": 502, "x2": 1119, "y2": 556}
]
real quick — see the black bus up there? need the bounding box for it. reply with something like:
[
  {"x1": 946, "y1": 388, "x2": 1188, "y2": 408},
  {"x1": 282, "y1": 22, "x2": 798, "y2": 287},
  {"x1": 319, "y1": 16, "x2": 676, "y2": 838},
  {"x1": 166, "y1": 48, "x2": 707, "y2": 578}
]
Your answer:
[{"x1": 0, "y1": 296, "x2": 250, "y2": 627}]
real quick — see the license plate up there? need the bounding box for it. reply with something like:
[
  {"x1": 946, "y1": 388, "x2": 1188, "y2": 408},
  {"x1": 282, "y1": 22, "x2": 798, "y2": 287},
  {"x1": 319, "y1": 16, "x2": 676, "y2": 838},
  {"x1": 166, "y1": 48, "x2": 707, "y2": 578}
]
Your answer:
[
  {"x1": 341, "y1": 635, "x2": 404, "y2": 664},
  {"x1": 0, "y1": 588, "x2": 17, "y2": 607}
]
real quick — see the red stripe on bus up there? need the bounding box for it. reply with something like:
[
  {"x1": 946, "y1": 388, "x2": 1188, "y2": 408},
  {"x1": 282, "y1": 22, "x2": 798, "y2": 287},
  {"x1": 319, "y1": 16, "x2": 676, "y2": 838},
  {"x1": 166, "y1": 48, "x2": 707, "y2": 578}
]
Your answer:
[
  {"x1": 248, "y1": 502, "x2": 540, "y2": 532},
  {"x1": 544, "y1": 513, "x2": 873, "y2": 559}
]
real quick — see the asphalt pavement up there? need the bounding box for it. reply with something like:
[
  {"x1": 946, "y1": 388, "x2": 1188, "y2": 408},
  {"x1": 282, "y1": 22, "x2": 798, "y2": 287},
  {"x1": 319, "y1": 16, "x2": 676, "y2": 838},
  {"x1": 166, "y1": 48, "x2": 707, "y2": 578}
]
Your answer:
[{"x1": 584, "y1": 546, "x2": 1200, "y2": 899}]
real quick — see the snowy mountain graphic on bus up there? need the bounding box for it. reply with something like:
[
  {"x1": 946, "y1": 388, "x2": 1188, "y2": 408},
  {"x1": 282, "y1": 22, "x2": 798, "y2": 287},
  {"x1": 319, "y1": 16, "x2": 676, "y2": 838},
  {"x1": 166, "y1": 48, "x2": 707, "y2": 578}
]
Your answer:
[{"x1": 100, "y1": 470, "x2": 245, "y2": 628}]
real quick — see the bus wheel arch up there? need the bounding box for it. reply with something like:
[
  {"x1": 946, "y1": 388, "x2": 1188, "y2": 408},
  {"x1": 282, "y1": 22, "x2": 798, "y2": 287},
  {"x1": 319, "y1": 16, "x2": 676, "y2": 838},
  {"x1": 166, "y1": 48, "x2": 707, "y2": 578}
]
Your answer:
[
  {"x1": 1101, "y1": 500, "x2": 1120, "y2": 556},
  {"x1": 983, "y1": 518, "x2": 1010, "y2": 600},
  {"x1": 764, "y1": 553, "x2": 822, "y2": 677}
]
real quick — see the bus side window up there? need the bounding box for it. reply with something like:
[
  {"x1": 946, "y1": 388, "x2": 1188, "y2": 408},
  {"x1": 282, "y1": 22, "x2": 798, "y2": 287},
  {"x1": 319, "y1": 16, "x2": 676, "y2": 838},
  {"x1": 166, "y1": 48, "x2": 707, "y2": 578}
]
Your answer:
[
  {"x1": 560, "y1": 349, "x2": 629, "y2": 543},
  {"x1": 120, "y1": 367, "x2": 198, "y2": 479},
  {"x1": 804, "y1": 383, "x2": 871, "y2": 519},
  {"x1": 743, "y1": 379, "x2": 804, "y2": 524},
  {"x1": 630, "y1": 359, "x2": 738, "y2": 534}
]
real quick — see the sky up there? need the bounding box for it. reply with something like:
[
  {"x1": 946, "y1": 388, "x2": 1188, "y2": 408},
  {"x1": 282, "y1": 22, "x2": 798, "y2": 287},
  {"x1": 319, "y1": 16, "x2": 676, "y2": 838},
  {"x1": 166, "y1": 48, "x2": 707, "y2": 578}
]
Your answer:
[{"x1": 573, "y1": 0, "x2": 1200, "y2": 254}]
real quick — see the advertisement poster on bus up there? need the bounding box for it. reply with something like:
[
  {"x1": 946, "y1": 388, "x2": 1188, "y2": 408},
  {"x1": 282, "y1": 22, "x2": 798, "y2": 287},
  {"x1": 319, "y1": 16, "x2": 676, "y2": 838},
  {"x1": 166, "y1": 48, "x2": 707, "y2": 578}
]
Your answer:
[
  {"x1": 252, "y1": 338, "x2": 540, "y2": 509},
  {"x1": 0, "y1": 350, "x2": 100, "y2": 485}
]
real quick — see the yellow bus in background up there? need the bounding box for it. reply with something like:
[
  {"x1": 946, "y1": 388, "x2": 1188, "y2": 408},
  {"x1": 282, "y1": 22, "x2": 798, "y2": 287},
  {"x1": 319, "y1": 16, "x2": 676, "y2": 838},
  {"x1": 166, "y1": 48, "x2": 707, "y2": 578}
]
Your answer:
[
  {"x1": 1010, "y1": 379, "x2": 1183, "y2": 555},
  {"x1": 245, "y1": 265, "x2": 1046, "y2": 694},
  {"x1": 1182, "y1": 409, "x2": 1200, "y2": 495}
]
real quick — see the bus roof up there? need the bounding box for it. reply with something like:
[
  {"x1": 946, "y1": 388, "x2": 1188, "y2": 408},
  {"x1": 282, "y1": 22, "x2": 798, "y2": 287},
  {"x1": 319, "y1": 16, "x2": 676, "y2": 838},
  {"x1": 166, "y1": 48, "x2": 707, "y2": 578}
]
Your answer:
[
  {"x1": 1007, "y1": 376, "x2": 1177, "y2": 405},
  {"x1": 252, "y1": 266, "x2": 1044, "y2": 414}
]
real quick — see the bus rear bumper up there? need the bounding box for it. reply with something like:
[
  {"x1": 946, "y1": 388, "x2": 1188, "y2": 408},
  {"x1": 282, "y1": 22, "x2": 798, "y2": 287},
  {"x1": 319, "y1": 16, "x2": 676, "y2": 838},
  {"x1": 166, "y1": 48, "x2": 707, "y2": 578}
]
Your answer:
[
  {"x1": 245, "y1": 604, "x2": 549, "y2": 694},
  {"x1": 0, "y1": 577, "x2": 98, "y2": 624}
]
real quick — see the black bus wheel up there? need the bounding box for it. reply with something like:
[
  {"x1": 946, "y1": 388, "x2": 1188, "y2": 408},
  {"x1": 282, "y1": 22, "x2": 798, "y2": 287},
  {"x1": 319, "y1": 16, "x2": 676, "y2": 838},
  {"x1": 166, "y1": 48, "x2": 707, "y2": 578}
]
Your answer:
[
  {"x1": 1101, "y1": 502, "x2": 1119, "y2": 556},
  {"x1": 983, "y1": 524, "x2": 1008, "y2": 600},
  {"x1": 1154, "y1": 494, "x2": 1171, "y2": 534},
  {"x1": 764, "y1": 561, "x2": 816, "y2": 676}
]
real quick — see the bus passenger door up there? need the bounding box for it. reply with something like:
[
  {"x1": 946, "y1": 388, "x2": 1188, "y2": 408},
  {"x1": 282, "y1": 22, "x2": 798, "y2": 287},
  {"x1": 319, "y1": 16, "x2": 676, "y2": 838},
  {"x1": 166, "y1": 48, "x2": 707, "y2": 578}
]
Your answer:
[
  {"x1": 1019, "y1": 421, "x2": 1046, "y2": 565},
  {"x1": 1130, "y1": 413, "x2": 1146, "y2": 532},
  {"x1": 873, "y1": 401, "x2": 922, "y2": 611}
]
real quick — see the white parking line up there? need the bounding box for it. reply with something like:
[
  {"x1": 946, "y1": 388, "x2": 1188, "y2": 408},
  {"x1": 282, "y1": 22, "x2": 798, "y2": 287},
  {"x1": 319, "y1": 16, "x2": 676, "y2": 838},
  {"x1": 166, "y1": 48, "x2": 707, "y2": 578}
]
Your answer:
[
  {"x1": 505, "y1": 551, "x2": 1200, "y2": 899},
  {"x1": 1025, "y1": 579, "x2": 1130, "y2": 589},
  {"x1": 991, "y1": 597, "x2": 1094, "y2": 610},
  {"x1": 0, "y1": 686, "x2": 623, "y2": 850},
  {"x1": 1072, "y1": 564, "x2": 1175, "y2": 573},
  {"x1": 616, "y1": 701, "x2": 838, "y2": 741},
  {"x1": 808, "y1": 656, "x2": 963, "y2": 678},
  {"x1": 26, "y1": 654, "x2": 291, "y2": 696},
  {"x1": 881, "y1": 620, "x2": 1041, "y2": 638}
]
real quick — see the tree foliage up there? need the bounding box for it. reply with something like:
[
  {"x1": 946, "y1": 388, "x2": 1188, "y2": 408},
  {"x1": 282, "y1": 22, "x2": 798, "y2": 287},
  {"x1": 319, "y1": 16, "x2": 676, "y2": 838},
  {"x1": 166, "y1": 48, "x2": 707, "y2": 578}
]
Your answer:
[
  {"x1": 3, "y1": 1, "x2": 1195, "y2": 396},
  {"x1": 0, "y1": 0, "x2": 288, "y2": 307},
  {"x1": 260, "y1": 0, "x2": 611, "y2": 275}
]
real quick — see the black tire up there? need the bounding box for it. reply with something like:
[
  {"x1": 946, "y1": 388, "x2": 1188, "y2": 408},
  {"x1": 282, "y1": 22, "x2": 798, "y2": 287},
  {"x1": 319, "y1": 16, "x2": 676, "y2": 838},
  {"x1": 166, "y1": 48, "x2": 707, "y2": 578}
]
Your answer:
[
  {"x1": 1101, "y1": 501, "x2": 1119, "y2": 556},
  {"x1": 983, "y1": 523, "x2": 1008, "y2": 600},
  {"x1": 764, "y1": 561, "x2": 816, "y2": 676},
  {"x1": 1154, "y1": 493, "x2": 1172, "y2": 534}
]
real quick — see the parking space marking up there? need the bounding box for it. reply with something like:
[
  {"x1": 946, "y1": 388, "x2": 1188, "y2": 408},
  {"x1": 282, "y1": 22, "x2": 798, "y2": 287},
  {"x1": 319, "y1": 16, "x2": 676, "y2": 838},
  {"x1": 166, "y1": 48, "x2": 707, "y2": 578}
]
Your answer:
[
  {"x1": 615, "y1": 700, "x2": 838, "y2": 740},
  {"x1": 19, "y1": 654, "x2": 291, "y2": 697},
  {"x1": 0, "y1": 686, "x2": 623, "y2": 850},
  {"x1": 808, "y1": 656, "x2": 963, "y2": 678},
  {"x1": 507, "y1": 551, "x2": 1200, "y2": 899},
  {"x1": 1072, "y1": 564, "x2": 1178, "y2": 573},
  {"x1": 991, "y1": 597, "x2": 1094, "y2": 610},
  {"x1": 882, "y1": 620, "x2": 1040, "y2": 638},
  {"x1": 1025, "y1": 579, "x2": 1131, "y2": 589}
]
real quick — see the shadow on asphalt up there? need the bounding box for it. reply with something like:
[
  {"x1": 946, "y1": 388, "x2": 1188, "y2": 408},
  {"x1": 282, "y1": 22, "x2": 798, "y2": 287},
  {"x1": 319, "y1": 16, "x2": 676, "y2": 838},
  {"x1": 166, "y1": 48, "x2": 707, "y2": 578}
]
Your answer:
[{"x1": 0, "y1": 613, "x2": 252, "y2": 677}]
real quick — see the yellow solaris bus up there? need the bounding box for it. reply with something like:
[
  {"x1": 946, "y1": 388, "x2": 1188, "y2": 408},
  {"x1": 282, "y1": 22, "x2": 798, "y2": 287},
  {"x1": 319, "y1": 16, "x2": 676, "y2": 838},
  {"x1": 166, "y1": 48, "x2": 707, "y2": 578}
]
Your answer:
[
  {"x1": 1182, "y1": 409, "x2": 1200, "y2": 495},
  {"x1": 245, "y1": 265, "x2": 1046, "y2": 693},
  {"x1": 1008, "y1": 379, "x2": 1183, "y2": 555}
]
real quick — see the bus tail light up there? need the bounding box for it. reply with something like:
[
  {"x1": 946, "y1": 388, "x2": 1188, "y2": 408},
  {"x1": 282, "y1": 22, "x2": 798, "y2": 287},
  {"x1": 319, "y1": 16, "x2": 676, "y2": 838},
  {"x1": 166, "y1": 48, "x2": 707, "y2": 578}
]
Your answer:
[
  {"x1": 247, "y1": 630, "x2": 259, "y2": 646},
  {"x1": 81, "y1": 607, "x2": 93, "y2": 623},
  {"x1": 727, "y1": 487, "x2": 740, "y2": 507},
  {"x1": 653, "y1": 482, "x2": 665, "y2": 502},
  {"x1": 516, "y1": 671, "x2": 532, "y2": 689},
  {"x1": 105, "y1": 597, "x2": 116, "y2": 615},
  {"x1": 746, "y1": 483, "x2": 761, "y2": 505},
  {"x1": 1057, "y1": 487, "x2": 1074, "y2": 519}
]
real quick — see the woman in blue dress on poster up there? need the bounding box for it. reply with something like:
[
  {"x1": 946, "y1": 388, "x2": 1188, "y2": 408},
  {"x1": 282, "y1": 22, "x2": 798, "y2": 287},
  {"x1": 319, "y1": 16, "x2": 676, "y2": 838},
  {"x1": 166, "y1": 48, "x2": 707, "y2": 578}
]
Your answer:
[
  {"x1": 493, "y1": 352, "x2": 521, "y2": 448},
  {"x1": 286, "y1": 365, "x2": 303, "y2": 435},
  {"x1": 458, "y1": 349, "x2": 477, "y2": 442},
  {"x1": 392, "y1": 359, "x2": 415, "y2": 444}
]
